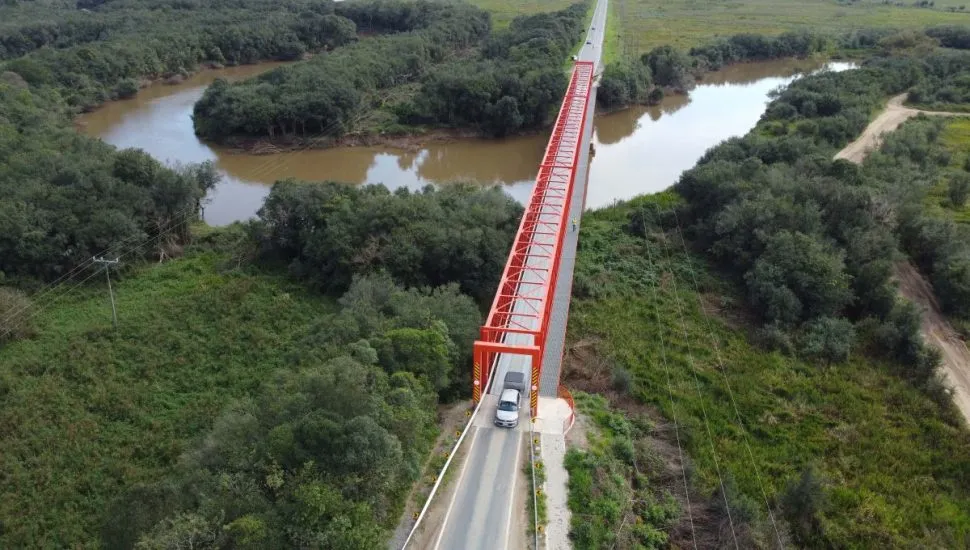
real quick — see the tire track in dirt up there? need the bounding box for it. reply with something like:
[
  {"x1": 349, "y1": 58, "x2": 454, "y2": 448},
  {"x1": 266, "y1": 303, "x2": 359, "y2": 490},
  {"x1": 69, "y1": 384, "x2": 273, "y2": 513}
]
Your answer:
[
  {"x1": 835, "y1": 94, "x2": 970, "y2": 164},
  {"x1": 836, "y1": 94, "x2": 970, "y2": 423}
]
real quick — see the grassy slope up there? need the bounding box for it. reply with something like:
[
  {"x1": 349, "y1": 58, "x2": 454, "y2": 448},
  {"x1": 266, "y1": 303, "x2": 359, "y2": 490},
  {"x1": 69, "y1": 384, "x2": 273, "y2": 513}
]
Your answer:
[
  {"x1": 565, "y1": 194, "x2": 970, "y2": 547},
  {"x1": 607, "y1": 0, "x2": 970, "y2": 53},
  {"x1": 929, "y1": 118, "x2": 970, "y2": 224},
  {"x1": 565, "y1": 392, "x2": 679, "y2": 548},
  {"x1": 0, "y1": 246, "x2": 334, "y2": 547}
]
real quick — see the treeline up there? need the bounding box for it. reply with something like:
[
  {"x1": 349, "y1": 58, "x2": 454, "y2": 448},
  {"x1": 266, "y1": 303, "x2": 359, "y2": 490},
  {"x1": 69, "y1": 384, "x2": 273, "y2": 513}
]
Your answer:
[
  {"x1": 596, "y1": 25, "x2": 970, "y2": 110},
  {"x1": 193, "y1": 2, "x2": 589, "y2": 143},
  {"x1": 0, "y1": 76, "x2": 216, "y2": 286},
  {"x1": 597, "y1": 30, "x2": 830, "y2": 109},
  {"x1": 102, "y1": 180, "x2": 520, "y2": 548},
  {"x1": 401, "y1": 2, "x2": 589, "y2": 137},
  {"x1": 908, "y1": 46, "x2": 970, "y2": 108},
  {"x1": 192, "y1": 0, "x2": 490, "y2": 142},
  {"x1": 1, "y1": 0, "x2": 358, "y2": 109},
  {"x1": 657, "y1": 53, "x2": 970, "y2": 405},
  {"x1": 253, "y1": 181, "x2": 522, "y2": 305},
  {"x1": 884, "y1": 119, "x2": 970, "y2": 317}
]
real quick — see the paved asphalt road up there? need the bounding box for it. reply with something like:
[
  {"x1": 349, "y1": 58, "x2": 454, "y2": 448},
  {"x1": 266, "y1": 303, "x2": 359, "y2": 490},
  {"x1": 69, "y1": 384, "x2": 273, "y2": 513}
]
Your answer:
[{"x1": 429, "y1": 2, "x2": 607, "y2": 549}]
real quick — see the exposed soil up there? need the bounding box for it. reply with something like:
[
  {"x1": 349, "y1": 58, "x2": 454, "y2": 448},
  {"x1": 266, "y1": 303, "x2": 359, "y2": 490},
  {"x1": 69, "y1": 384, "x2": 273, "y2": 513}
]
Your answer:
[
  {"x1": 894, "y1": 262, "x2": 970, "y2": 421},
  {"x1": 835, "y1": 93, "x2": 970, "y2": 164},
  {"x1": 388, "y1": 400, "x2": 473, "y2": 550},
  {"x1": 834, "y1": 94, "x2": 970, "y2": 425},
  {"x1": 561, "y1": 337, "x2": 732, "y2": 549},
  {"x1": 565, "y1": 409, "x2": 590, "y2": 450}
]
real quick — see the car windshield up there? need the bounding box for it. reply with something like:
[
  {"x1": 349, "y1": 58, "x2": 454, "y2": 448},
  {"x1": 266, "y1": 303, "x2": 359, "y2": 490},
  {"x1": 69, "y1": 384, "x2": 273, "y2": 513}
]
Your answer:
[{"x1": 498, "y1": 401, "x2": 517, "y2": 412}]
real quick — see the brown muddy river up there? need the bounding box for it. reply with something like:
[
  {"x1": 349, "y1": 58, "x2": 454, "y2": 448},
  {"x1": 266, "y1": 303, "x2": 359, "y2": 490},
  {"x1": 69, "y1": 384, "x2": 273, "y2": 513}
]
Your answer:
[{"x1": 77, "y1": 59, "x2": 853, "y2": 225}]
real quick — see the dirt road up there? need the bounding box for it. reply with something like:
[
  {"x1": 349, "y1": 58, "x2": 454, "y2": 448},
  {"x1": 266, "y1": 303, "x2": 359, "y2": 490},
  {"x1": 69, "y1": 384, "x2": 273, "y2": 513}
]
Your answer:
[
  {"x1": 835, "y1": 93, "x2": 970, "y2": 164},
  {"x1": 895, "y1": 263, "x2": 970, "y2": 421},
  {"x1": 834, "y1": 94, "x2": 970, "y2": 423}
]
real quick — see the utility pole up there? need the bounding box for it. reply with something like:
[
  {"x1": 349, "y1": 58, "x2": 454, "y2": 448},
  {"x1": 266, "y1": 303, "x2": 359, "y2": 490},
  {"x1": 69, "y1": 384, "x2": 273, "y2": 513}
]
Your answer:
[{"x1": 93, "y1": 256, "x2": 120, "y2": 329}]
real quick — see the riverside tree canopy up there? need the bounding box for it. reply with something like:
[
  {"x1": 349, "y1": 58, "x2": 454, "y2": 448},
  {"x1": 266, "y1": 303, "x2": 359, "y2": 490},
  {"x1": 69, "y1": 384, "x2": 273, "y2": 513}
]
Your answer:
[{"x1": 192, "y1": 1, "x2": 590, "y2": 142}]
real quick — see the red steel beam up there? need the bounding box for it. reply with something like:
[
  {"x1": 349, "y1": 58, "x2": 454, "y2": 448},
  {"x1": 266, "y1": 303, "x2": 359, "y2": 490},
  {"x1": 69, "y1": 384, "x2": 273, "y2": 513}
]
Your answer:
[{"x1": 472, "y1": 61, "x2": 594, "y2": 406}]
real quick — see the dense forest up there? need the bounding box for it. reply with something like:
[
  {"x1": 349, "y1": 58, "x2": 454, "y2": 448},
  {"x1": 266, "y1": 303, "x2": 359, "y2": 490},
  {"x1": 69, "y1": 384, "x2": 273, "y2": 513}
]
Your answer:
[
  {"x1": 98, "y1": 181, "x2": 519, "y2": 548},
  {"x1": 0, "y1": 0, "x2": 441, "y2": 294},
  {"x1": 669, "y1": 49, "x2": 970, "y2": 387},
  {"x1": 0, "y1": 72, "x2": 216, "y2": 288},
  {"x1": 193, "y1": 1, "x2": 490, "y2": 142},
  {"x1": 192, "y1": 2, "x2": 589, "y2": 142},
  {"x1": 254, "y1": 182, "x2": 521, "y2": 305},
  {"x1": 0, "y1": 0, "x2": 360, "y2": 109},
  {"x1": 0, "y1": 179, "x2": 519, "y2": 546},
  {"x1": 908, "y1": 33, "x2": 970, "y2": 109}
]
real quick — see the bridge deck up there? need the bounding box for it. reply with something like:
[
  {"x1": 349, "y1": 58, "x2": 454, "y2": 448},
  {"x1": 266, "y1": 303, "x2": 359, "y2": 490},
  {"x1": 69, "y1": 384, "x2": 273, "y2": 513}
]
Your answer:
[{"x1": 539, "y1": 76, "x2": 598, "y2": 397}]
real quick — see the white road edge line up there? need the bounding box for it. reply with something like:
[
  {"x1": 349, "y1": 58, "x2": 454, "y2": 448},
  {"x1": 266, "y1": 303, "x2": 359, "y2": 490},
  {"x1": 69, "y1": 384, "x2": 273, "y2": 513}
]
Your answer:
[
  {"x1": 432, "y1": 428, "x2": 480, "y2": 550},
  {"x1": 502, "y1": 431, "x2": 526, "y2": 550}
]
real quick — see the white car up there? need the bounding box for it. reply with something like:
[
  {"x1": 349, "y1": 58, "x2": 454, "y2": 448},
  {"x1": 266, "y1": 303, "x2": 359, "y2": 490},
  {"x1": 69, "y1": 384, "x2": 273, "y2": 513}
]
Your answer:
[{"x1": 494, "y1": 389, "x2": 520, "y2": 428}]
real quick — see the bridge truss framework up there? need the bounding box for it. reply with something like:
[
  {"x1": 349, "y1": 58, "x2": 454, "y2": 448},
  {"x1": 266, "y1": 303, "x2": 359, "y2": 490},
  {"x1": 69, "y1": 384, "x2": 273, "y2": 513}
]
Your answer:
[{"x1": 472, "y1": 61, "x2": 595, "y2": 417}]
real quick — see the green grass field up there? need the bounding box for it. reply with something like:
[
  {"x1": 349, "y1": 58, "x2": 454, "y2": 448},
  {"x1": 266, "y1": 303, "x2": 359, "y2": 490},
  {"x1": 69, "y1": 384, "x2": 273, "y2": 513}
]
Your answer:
[
  {"x1": 926, "y1": 118, "x2": 970, "y2": 224},
  {"x1": 468, "y1": 0, "x2": 578, "y2": 28},
  {"x1": 619, "y1": 0, "x2": 970, "y2": 53},
  {"x1": 565, "y1": 193, "x2": 970, "y2": 547},
  {"x1": 472, "y1": 0, "x2": 970, "y2": 58},
  {"x1": 0, "y1": 239, "x2": 336, "y2": 547}
]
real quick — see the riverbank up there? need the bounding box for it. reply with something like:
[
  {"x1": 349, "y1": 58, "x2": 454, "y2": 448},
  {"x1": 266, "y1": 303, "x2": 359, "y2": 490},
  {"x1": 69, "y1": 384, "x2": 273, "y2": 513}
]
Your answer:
[
  {"x1": 223, "y1": 126, "x2": 540, "y2": 155},
  {"x1": 563, "y1": 50, "x2": 970, "y2": 548},
  {"x1": 79, "y1": 53, "x2": 849, "y2": 225}
]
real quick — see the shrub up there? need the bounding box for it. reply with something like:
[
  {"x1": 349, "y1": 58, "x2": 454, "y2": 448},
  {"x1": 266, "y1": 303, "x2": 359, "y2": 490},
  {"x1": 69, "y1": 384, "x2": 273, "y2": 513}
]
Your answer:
[
  {"x1": 932, "y1": 253, "x2": 970, "y2": 317},
  {"x1": 949, "y1": 173, "x2": 970, "y2": 207},
  {"x1": 113, "y1": 78, "x2": 139, "y2": 99},
  {"x1": 0, "y1": 288, "x2": 33, "y2": 343},
  {"x1": 782, "y1": 466, "x2": 828, "y2": 545},
  {"x1": 799, "y1": 316, "x2": 856, "y2": 363},
  {"x1": 612, "y1": 365, "x2": 633, "y2": 394},
  {"x1": 756, "y1": 323, "x2": 795, "y2": 355}
]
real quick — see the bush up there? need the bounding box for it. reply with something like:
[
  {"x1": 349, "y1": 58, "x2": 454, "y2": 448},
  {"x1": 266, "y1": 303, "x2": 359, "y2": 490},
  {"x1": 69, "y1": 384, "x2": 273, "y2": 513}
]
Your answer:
[
  {"x1": 799, "y1": 316, "x2": 856, "y2": 363},
  {"x1": 949, "y1": 173, "x2": 970, "y2": 207},
  {"x1": 642, "y1": 45, "x2": 693, "y2": 90},
  {"x1": 781, "y1": 466, "x2": 828, "y2": 545},
  {"x1": 744, "y1": 231, "x2": 852, "y2": 326},
  {"x1": 113, "y1": 78, "x2": 139, "y2": 99},
  {"x1": 756, "y1": 323, "x2": 795, "y2": 355},
  {"x1": 933, "y1": 253, "x2": 970, "y2": 317},
  {"x1": 612, "y1": 365, "x2": 633, "y2": 394},
  {"x1": 0, "y1": 287, "x2": 33, "y2": 343}
]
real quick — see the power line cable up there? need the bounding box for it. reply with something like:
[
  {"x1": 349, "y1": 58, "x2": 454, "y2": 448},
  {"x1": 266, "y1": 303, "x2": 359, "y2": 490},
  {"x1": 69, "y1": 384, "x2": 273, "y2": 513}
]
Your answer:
[
  {"x1": 650, "y1": 204, "x2": 740, "y2": 549},
  {"x1": 637, "y1": 204, "x2": 698, "y2": 550},
  {"x1": 668, "y1": 208, "x2": 786, "y2": 549},
  {"x1": 0, "y1": 202, "x2": 197, "y2": 326},
  {"x1": 0, "y1": 203, "x2": 200, "y2": 328},
  {"x1": 0, "y1": 205, "x2": 200, "y2": 339}
]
